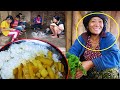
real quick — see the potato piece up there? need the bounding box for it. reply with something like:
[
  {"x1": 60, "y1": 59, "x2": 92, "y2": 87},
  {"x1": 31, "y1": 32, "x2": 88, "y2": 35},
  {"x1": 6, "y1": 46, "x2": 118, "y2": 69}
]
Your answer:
[
  {"x1": 57, "y1": 62, "x2": 61, "y2": 71},
  {"x1": 32, "y1": 66, "x2": 39, "y2": 73},
  {"x1": 13, "y1": 68, "x2": 18, "y2": 79},
  {"x1": 13, "y1": 68, "x2": 18, "y2": 75},
  {"x1": 47, "y1": 51, "x2": 52, "y2": 59},
  {"x1": 57, "y1": 62, "x2": 63, "y2": 72},
  {"x1": 54, "y1": 62, "x2": 59, "y2": 73},
  {"x1": 31, "y1": 60, "x2": 38, "y2": 67},
  {"x1": 18, "y1": 63, "x2": 23, "y2": 79},
  {"x1": 36, "y1": 72, "x2": 41, "y2": 78},
  {"x1": 34, "y1": 77, "x2": 39, "y2": 79},
  {"x1": 40, "y1": 58, "x2": 53, "y2": 66},
  {"x1": 55, "y1": 74, "x2": 59, "y2": 79},
  {"x1": 22, "y1": 72, "x2": 26, "y2": 79},
  {"x1": 40, "y1": 77, "x2": 44, "y2": 79},
  {"x1": 22, "y1": 63, "x2": 30, "y2": 79},
  {"x1": 47, "y1": 66, "x2": 55, "y2": 79},
  {"x1": 51, "y1": 64, "x2": 56, "y2": 73},
  {"x1": 35, "y1": 56, "x2": 42, "y2": 60},
  {"x1": 45, "y1": 76, "x2": 50, "y2": 79},
  {"x1": 39, "y1": 53, "x2": 45, "y2": 57},
  {"x1": 43, "y1": 64, "x2": 48, "y2": 69},
  {"x1": 28, "y1": 62, "x2": 35, "y2": 79},
  {"x1": 40, "y1": 68, "x2": 48, "y2": 78},
  {"x1": 36, "y1": 60, "x2": 44, "y2": 70},
  {"x1": 61, "y1": 63, "x2": 64, "y2": 72},
  {"x1": 37, "y1": 51, "x2": 45, "y2": 58}
]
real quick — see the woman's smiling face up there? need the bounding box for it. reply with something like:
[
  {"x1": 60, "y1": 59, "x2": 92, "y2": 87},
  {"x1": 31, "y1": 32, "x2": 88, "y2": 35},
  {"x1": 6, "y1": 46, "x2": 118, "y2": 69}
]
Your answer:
[{"x1": 88, "y1": 17, "x2": 104, "y2": 35}]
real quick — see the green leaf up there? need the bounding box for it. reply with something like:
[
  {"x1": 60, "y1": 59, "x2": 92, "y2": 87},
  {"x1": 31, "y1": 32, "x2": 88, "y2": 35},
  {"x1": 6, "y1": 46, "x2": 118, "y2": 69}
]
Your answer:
[{"x1": 66, "y1": 52, "x2": 87, "y2": 78}]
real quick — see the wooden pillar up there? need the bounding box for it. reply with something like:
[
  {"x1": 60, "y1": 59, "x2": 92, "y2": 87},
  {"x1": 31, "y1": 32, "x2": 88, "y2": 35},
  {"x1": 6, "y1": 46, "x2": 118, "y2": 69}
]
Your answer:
[
  {"x1": 7, "y1": 11, "x2": 12, "y2": 15},
  {"x1": 0, "y1": 11, "x2": 8, "y2": 21},
  {"x1": 114, "y1": 11, "x2": 120, "y2": 48},
  {"x1": 104, "y1": 11, "x2": 120, "y2": 49},
  {"x1": 65, "y1": 11, "x2": 72, "y2": 52},
  {"x1": 72, "y1": 11, "x2": 84, "y2": 44},
  {"x1": 72, "y1": 11, "x2": 77, "y2": 44},
  {"x1": 42, "y1": 12, "x2": 44, "y2": 25},
  {"x1": 78, "y1": 11, "x2": 86, "y2": 36},
  {"x1": 110, "y1": 11, "x2": 117, "y2": 36},
  {"x1": 110, "y1": 11, "x2": 119, "y2": 47}
]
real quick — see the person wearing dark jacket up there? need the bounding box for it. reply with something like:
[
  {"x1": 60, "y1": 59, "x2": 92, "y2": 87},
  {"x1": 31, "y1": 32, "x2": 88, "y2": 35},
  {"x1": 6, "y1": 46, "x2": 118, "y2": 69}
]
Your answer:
[{"x1": 33, "y1": 15, "x2": 42, "y2": 32}]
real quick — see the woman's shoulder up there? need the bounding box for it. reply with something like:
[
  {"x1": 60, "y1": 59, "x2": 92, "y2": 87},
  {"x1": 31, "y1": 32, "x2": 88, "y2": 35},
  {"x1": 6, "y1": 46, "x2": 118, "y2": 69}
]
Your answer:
[
  {"x1": 80, "y1": 32, "x2": 88, "y2": 39},
  {"x1": 104, "y1": 32, "x2": 116, "y2": 42},
  {"x1": 76, "y1": 32, "x2": 88, "y2": 43},
  {"x1": 106, "y1": 32, "x2": 113, "y2": 35},
  {"x1": 1, "y1": 20, "x2": 6, "y2": 23},
  {"x1": 105, "y1": 32, "x2": 116, "y2": 38},
  {"x1": 76, "y1": 32, "x2": 87, "y2": 39},
  {"x1": 1, "y1": 20, "x2": 7, "y2": 25}
]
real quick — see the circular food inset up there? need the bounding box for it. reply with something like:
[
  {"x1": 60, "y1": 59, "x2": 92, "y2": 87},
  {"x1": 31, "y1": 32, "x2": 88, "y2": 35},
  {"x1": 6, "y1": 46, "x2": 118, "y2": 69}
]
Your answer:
[{"x1": 0, "y1": 39, "x2": 68, "y2": 79}]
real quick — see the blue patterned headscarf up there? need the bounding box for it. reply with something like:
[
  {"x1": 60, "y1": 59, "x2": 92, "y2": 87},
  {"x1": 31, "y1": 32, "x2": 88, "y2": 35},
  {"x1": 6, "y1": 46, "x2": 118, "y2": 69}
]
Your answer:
[{"x1": 83, "y1": 11, "x2": 108, "y2": 36}]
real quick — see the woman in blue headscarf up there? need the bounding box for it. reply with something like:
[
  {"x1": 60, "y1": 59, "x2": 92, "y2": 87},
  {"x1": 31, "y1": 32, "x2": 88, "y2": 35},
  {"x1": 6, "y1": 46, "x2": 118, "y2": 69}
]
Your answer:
[{"x1": 68, "y1": 11, "x2": 120, "y2": 79}]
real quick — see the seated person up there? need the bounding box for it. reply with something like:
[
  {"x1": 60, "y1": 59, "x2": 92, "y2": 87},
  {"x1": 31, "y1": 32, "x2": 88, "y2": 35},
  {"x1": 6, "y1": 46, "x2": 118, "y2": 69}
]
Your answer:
[
  {"x1": 17, "y1": 13, "x2": 26, "y2": 30},
  {"x1": 33, "y1": 15, "x2": 42, "y2": 31},
  {"x1": 19, "y1": 14, "x2": 26, "y2": 30},
  {"x1": 17, "y1": 13, "x2": 23, "y2": 24},
  {"x1": 1, "y1": 15, "x2": 20, "y2": 42},
  {"x1": 11, "y1": 15, "x2": 26, "y2": 32},
  {"x1": 50, "y1": 16, "x2": 64, "y2": 38},
  {"x1": 18, "y1": 13, "x2": 22, "y2": 18}
]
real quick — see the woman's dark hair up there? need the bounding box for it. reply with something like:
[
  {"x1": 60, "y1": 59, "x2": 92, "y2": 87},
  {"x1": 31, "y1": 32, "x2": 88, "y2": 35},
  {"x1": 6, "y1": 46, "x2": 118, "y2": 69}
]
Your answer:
[
  {"x1": 16, "y1": 15, "x2": 20, "y2": 19},
  {"x1": 37, "y1": 15, "x2": 40, "y2": 17},
  {"x1": 18, "y1": 13, "x2": 22, "y2": 16},
  {"x1": 53, "y1": 16, "x2": 60, "y2": 21},
  {"x1": 83, "y1": 11, "x2": 108, "y2": 36},
  {"x1": 6, "y1": 15, "x2": 14, "y2": 20},
  {"x1": 5, "y1": 15, "x2": 14, "y2": 27}
]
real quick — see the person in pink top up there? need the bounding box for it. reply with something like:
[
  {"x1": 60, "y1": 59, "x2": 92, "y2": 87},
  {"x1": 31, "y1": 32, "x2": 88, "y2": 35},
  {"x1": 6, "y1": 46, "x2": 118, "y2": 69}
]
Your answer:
[{"x1": 11, "y1": 15, "x2": 25, "y2": 32}]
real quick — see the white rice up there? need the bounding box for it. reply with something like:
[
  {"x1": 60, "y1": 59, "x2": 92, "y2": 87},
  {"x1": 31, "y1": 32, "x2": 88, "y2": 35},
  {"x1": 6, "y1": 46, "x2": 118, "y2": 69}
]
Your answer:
[
  {"x1": 0, "y1": 40, "x2": 60, "y2": 79},
  {"x1": 52, "y1": 54, "x2": 59, "y2": 62}
]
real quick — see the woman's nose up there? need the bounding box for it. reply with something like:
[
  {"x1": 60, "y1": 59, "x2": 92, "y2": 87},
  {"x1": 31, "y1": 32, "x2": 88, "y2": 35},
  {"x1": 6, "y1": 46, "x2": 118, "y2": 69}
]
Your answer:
[{"x1": 94, "y1": 22, "x2": 100, "y2": 26}]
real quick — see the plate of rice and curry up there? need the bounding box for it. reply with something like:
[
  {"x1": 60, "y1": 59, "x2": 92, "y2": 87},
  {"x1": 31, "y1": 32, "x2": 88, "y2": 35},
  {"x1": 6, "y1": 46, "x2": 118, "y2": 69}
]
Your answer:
[{"x1": 0, "y1": 39, "x2": 68, "y2": 79}]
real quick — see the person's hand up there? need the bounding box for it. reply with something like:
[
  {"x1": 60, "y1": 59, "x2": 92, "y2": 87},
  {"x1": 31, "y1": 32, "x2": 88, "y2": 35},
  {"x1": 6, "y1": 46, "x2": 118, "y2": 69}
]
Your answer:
[
  {"x1": 10, "y1": 28, "x2": 16, "y2": 31},
  {"x1": 75, "y1": 69, "x2": 83, "y2": 79},
  {"x1": 81, "y1": 61, "x2": 94, "y2": 71},
  {"x1": 75, "y1": 61, "x2": 94, "y2": 79},
  {"x1": 50, "y1": 23, "x2": 56, "y2": 26},
  {"x1": 37, "y1": 20, "x2": 40, "y2": 23}
]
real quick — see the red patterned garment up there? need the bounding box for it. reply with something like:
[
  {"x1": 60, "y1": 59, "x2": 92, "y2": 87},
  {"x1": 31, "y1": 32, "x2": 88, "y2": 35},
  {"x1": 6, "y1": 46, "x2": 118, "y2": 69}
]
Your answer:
[
  {"x1": 83, "y1": 36, "x2": 101, "y2": 61},
  {"x1": 11, "y1": 19, "x2": 19, "y2": 28},
  {"x1": 82, "y1": 36, "x2": 119, "y2": 79}
]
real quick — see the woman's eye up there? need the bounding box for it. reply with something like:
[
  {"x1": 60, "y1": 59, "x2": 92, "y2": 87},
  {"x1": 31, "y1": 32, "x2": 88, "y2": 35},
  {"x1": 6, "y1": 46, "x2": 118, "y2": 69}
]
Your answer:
[
  {"x1": 91, "y1": 21, "x2": 95, "y2": 23},
  {"x1": 99, "y1": 21, "x2": 103, "y2": 23}
]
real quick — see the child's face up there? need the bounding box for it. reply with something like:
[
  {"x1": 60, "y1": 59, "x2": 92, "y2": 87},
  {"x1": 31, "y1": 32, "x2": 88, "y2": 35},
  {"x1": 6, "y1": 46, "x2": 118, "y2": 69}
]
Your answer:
[
  {"x1": 37, "y1": 17, "x2": 40, "y2": 19},
  {"x1": 20, "y1": 15, "x2": 22, "y2": 17},
  {"x1": 88, "y1": 17, "x2": 104, "y2": 35},
  {"x1": 53, "y1": 18, "x2": 57, "y2": 23},
  {"x1": 16, "y1": 17, "x2": 19, "y2": 21},
  {"x1": 7, "y1": 19, "x2": 12, "y2": 23}
]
